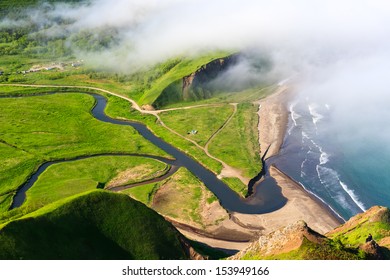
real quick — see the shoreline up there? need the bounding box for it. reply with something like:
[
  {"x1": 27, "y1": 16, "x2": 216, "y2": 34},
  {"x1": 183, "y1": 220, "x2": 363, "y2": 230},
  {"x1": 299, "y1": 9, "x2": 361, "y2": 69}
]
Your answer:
[
  {"x1": 179, "y1": 86, "x2": 343, "y2": 252},
  {"x1": 252, "y1": 85, "x2": 342, "y2": 232},
  {"x1": 270, "y1": 165, "x2": 345, "y2": 224}
]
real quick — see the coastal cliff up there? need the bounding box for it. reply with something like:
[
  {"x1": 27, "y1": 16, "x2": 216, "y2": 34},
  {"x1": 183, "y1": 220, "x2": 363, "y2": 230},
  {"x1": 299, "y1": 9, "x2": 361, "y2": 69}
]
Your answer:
[
  {"x1": 152, "y1": 54, "x2": 238, "y2": 108},
  {"x1": 230, "y1": 206, "x2": 390, "y2": 260}
]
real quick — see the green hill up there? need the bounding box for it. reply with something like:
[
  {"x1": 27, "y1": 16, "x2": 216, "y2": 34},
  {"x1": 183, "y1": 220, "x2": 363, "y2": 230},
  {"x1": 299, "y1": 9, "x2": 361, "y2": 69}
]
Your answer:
[{"x1": 0, "y1": 190, "x2": 191, "y2": 260}]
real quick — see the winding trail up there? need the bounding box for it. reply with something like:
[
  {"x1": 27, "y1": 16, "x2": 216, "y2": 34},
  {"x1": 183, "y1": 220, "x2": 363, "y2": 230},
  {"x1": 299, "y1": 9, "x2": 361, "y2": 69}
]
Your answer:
[
  {"x1": 2, "y1": 83, "x2": 248, "y2": 184},
  {"x1": 156, "y1": 102, "x2": 248, "y2": 184},
  {"x1": 0, "y1": 88, "x2": 287, "y2": 214}
]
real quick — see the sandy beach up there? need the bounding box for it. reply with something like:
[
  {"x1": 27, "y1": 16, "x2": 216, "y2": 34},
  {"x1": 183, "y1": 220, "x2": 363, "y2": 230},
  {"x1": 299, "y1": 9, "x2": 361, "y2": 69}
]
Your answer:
[
  {"x1": 236, "y1": 86, "x2": 342, "y2": 235},
  {"x1": 179, "y1": 85, "x2": 343, "y2": 252},
  {"x1": 255, "y1": 85, "x2": 290, "y2": 160}
]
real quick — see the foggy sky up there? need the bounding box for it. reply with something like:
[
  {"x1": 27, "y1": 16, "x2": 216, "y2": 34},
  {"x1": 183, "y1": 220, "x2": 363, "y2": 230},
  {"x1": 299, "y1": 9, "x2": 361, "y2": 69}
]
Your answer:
[{"x1": 2, "y1": 0, "x2": 390, "y2": 148}]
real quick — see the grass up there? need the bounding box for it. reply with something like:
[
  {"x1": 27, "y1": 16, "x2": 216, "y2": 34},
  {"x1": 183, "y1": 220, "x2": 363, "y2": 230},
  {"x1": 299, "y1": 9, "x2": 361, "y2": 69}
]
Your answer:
[
  {"x1": 222, "y1": 177, "x2": 248, "y2": 197},
  {"x1": 138, "y1": 51, "x2": 233, "y2": 106},
  {"x1": 0, "y1": 142, "x2": 40, "y2": 200},
  {"x1": 157, "y1": 84, "x2": 276, "y2": 109},
  {"x1": 0, "y1": 190, "x2": 189, "y2": 259},
  {"x1": 159, "y1": 105, "x2": 234, "y2": 146},
  {"x1": 328, "y1": 221, "x2": 390, "y2": 247},
  {"x1": 0, "y1": 92, "x2": 167, "y2": 203},
  {"x1": 208, "y1": 103, "x2": 262, "y2": 178},
  {"x1": 122, "y1": 167, "x2": 227, "y2": 228},
  {"x1": 243, "y1": 238, "x2": 361, "y2": 260},
  {"x1": 104, "y1": 94, "x2": 223, "y2": 174},
  {"x1": 0, "y1": 194, "x2": 13, "y2": 214},
  {"x1": 16, "y1": 156, "x2": 168, "y2": 215}
]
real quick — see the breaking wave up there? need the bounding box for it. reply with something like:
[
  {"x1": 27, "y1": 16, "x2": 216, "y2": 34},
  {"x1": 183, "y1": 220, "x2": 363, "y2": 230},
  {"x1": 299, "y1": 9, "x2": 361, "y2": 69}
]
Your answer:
[
  {"x1": 339, "y1": 181, "x2": 367, "y2": 212},
  {"x1": 316, "y1": 165, "x2": 365, "y2": 213},
  {"x1": 308, "y1": 103, "x2": 324, "y2": 127},
  {"x1": 298, "y1": 181, "x2": 345, "y2": 222}
]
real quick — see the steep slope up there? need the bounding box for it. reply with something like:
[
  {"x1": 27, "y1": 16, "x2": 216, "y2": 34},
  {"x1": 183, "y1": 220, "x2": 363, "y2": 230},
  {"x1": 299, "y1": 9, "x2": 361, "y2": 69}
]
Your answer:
[
  {"x1": 327, "y1": 205, "x2": 390, "y2": 259},
  {"x1": 0, "y1": 190, "x2": 196, "y2": 260},
  {"x1": 138, "y1": 52, "x2": 234, "y2": 108},
  {"x1": 152, "y1": 54, "x2": 238, "y2": 108},
  {"x1": 232, "y1": 206, "x2": 390, "y2": 260}
]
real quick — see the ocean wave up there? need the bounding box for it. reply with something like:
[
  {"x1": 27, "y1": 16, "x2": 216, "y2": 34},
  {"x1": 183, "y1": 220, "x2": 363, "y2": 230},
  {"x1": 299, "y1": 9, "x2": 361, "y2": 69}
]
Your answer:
[
  {"x1": 316, "y1": 165, "x2": 365, "y2": 213},
  {"x1": 302, "y1": 131, "x2": 330, "y2": 165},
  {"x1": 300, "y1": 158, "x2": 308, "y2": 178},
  {"x1": 308, "y1": 103, "x2": 324, "y2": 126},
  {"x1": 298, "y1": 181, "x2": 346, "y2": 222},
  {"x1": 339, "y1": 181, "x2": 367, "y2": 212},
  {"x1": 290, "y1": 103, "x2": 302, "y2": 127},
  {"x1": 319, "y1": 150, "x2": 330, "y2": 165}
]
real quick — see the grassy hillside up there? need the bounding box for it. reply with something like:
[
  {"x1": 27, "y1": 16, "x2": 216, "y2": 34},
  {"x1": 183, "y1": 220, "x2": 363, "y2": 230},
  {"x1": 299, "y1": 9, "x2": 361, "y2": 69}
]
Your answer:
[
  {"x1": 138, "y1": 52, "x2": 232, "y2": 106},
  {"x1": 0, "y1": 190, "x2": 189, "y2": 259}
]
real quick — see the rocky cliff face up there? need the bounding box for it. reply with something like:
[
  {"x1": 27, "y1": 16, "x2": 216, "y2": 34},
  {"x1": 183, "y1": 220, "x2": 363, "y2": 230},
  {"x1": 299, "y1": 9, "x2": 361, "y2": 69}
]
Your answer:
[
  {"x1": 230, "y1": 206, "x2": 390, "y2": 260},
  {"x1": 152, "y1": 55, "x2": 238, "y2": 108},
  {"x1": 181, "y1": 55, "x2": 238, "y2": 99}
]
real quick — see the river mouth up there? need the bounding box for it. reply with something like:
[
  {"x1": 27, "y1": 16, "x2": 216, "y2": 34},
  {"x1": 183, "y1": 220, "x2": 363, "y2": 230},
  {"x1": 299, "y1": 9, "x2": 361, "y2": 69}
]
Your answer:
[{"x1": 4, "y1": 92, "x2": 287, "y2": 214}]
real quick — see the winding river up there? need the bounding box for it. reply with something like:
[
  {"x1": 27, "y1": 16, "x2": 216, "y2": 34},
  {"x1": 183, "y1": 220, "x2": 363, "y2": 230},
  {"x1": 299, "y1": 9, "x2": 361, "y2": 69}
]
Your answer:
[{"x1": 6, "y1": 92, "x2": 287, "y2": 214}]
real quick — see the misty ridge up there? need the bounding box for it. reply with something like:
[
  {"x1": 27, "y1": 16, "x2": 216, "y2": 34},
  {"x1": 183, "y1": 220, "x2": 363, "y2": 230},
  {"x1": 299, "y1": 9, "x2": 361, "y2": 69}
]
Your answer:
[{"x1": 1, "y1": 0, "x2": 390, "y2": 147}]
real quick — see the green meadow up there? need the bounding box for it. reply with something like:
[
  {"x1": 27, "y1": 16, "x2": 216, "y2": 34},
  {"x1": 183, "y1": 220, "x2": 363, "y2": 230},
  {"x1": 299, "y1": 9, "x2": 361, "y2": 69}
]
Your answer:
[
  {"x1": 0, "y1": 92, "x2": 167, "y2": 213},
  {"x1": 159, "y1": 105, "x2": 234, "y2": 146},
  {"x1": 208, "y1": 103, "x2": 262, "y2": 178},
  {"x1": 8, "y1": 156, "x2": 168, "y2": 218},
  {"x1": 122, "y1": 167, "x2": 227, "y2": 228}
]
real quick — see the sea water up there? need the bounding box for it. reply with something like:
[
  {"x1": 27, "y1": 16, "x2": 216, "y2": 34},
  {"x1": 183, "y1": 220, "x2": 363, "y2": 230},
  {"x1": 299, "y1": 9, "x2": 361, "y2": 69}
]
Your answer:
[{"x1": 269, "y1": 98, "x2": 390, "y2": 221}]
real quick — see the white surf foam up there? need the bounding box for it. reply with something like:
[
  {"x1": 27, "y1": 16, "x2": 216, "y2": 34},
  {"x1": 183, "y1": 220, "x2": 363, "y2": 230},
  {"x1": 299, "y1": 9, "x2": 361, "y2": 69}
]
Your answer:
[
  {"x1": 316, "y1": 165, "x2": 366, "y2": 213},
  {"x1": 308, "y1": 103, "x2": 324, "y2": 127},
  {"x1": 319, "y1": 150, "x2": 330, "y2": 165},
  {"x1": 298, "y1": 181, "x2": 346, "y2": 222},
  {"x1": 339, "y1": 181, "x2": 367, "y2": 212},
  {"x1": 290, "y1": 103, "x2": 301, "y2": 127},
  {"x1": 302, "y1": 131, "x2": 330, "y2": 165}
]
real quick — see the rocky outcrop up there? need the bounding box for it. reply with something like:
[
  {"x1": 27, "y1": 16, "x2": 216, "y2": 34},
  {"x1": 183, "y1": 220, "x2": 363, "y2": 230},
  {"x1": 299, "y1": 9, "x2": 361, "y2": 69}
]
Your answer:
[
  {"x1": 231, "y1": 206, "x2": 390, "y2": 260},
  {"x1": 230, "y1": 220, "x2": 326, "y2": 259},
  {"x1": 181, "y1": 55, "x2": 239, "y2": 99},
  {"x1": 360, "y1": 240, "x2": 384, "y2": 260},
  {"x1": 327, "y1": 206, "x2": 390, "y2": 237},
  {"x1": 153, "y1": 54, "x2": 239, "y2": 108}
]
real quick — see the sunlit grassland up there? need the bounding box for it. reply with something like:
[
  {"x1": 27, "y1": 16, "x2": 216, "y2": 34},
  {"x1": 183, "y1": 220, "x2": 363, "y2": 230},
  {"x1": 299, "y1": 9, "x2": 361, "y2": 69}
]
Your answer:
[
  {"x1": 0, "y1": 93, "x2": 167, "y2": 210},
  {"x1": 0, "y1": 156, "x2": 168, "y2": 224},
  {"x1": 104, "y1": 94, "x2": 223, "y2": 174},
  {"x1": 159, "y1": 105, "x2": 234, "y2": 146},
  {"x1": 208, "y1": 103, "x2": 262, "y2": 178},
  {"x1": 122, "y1": 167, "x2": 227, "y2": 228},
  {"x1": 221, "y1": 177, "x2": 248, "y2": 197}
]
